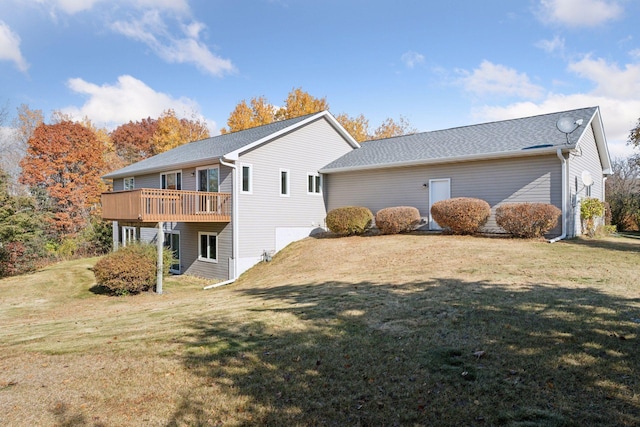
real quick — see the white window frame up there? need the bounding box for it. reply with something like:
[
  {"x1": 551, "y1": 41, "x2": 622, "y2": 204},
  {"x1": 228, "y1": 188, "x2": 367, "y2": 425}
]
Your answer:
[
  {"x1": 122, "y1": 226, "x2": 136, "y2": 246},
  {"x1": 240, "y1": 163, "x2": 253, "y2": 194},
  {"x1": 280, "y1": 168, "x2": 290, "y2": 197},
  {"x1": 307, "y1": 173, "x2": 322, "y2": 195},
  {"x1": 196, "y1": 165, "x2": 220, "y2": 193},
  {"x1": 160, "y1": 170, "x2": 182, "y2": 190},
  {"x1": 123, "y1": 177, "x2": 135, "y2": 191},
  {"x1": 198, "y1": 231, "x2": 218, "y2": 263}
]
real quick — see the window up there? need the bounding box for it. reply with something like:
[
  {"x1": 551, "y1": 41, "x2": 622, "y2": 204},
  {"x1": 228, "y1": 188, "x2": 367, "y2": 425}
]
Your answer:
[
  {"x1": 161, "y1": 171, "x2": 182, "y2": 190},
  {"x1": 123, "y1": 177, "x2": 135, "y2": 191},
  {"x1": 197, "y1": 166, "x2": 219, "y2": 192},
  {"x1": 280, "y1": 169, "x2": 290, "y2": 196},
  {"x1": 198, "y1": 232, "x2": 218, "y2": 263},
  {"x1": 241, "y1": 164, "x2": 252, "y2": 193},
  {"x1": 307, "y1": 173, "x2": 322, "y2": 194},
  {"x1": 122, "y1": 226, "x2": 136, "y2": 246}
]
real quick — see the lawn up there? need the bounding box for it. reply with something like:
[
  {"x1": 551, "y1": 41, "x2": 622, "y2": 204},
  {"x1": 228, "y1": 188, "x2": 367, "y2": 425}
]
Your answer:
[{"x1": 0, "y1": 234, "x2": 639, "y2": 426}]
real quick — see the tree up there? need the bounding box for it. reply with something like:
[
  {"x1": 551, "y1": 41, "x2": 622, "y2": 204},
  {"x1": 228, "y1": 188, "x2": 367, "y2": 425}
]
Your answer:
[
  {"x1": 220, "y1": 88, "x2": 417, "y2": 142},
  {"x1": 221, "y1": 97, "x2": 275, "y2": 134},
  {"x1": 373, "y1": 116, "x2": 417, "y2": 140},
  {"x1": 0, "y1": 104, "x2": 44, "y2": 195},
  {"x1": 606, "y1": 157, "x2": 640, "y2": 231},
  {"x1": 275, "y1": 87, "x2": 329, "y2": 120},
  {"x1": 335, "y1": 113, "x2": 370, "y2": 143},
  {"x1": 0, "y1": 166, "x2": 51, "y2": 276},
  {"x1": 110, "y1": 117, "x2": 158, "y2": 164},
  {"x1": 629, "y1": 117, "x2": 640, "y2": 149},
  {"x1": 150, "y1": 109, "x2": 210, "y2": 153},
  {"x1": 19, "y1": 121, "x2": 107, "y2": 237}
]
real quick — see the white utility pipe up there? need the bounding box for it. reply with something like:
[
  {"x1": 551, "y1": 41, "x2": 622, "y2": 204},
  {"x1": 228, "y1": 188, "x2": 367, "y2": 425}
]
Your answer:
[
  {"x1": 549, "y1": 148, "x2": 567, "y2": 243},
  {"x1": 204, "y1": 157, "x2": 239, "y2": 289}
]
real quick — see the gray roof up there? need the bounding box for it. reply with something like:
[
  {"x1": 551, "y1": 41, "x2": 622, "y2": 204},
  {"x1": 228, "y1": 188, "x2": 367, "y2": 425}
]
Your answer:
[
  {"x1": 103, "y1": 113, "x2": 318, "y2": 179},
  {"x1": 321, "y1": 107, "x2": 599, "y2": 173}
]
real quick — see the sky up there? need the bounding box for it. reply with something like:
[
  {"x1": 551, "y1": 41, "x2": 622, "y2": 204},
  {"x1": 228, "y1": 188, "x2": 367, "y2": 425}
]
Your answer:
[{"x1": 1, "y1": 0, "x2": 639, "y2": 159}]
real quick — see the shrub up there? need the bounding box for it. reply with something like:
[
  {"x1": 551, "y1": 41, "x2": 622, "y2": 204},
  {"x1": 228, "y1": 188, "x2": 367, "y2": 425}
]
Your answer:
[
  {"x1": 496, "y1": 203, "x2": 561, "y2": 238},
  {"x1": 326, "y1": 206, "x2": 373, "y2": 236},
  {"x1": 375, "y1": 206, "x2": 421, "y2": 234},
  {"x1": 93, "y1": 244, "x2": 172, "y2": 295},
  {"x1": 430, "y1": 197, "x2": 490, "y2": 235},
  {"x1": 580, "y1": 197, "x2": 605, "y2": 237}
]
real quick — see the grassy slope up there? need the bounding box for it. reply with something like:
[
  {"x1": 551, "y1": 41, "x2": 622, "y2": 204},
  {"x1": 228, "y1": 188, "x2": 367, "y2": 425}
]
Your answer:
[{"x1": 0, "y1": 235, "x2": 639, "y2": 426}]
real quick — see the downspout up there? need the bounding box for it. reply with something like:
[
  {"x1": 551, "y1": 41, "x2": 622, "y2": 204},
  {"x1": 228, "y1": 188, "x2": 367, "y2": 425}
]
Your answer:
[
  {"x1": 549, "y1": 148, "x2": 567, "y2": 243},
  {"x1": 204, "y1": 156, "x2": 239, "y2": 289}
]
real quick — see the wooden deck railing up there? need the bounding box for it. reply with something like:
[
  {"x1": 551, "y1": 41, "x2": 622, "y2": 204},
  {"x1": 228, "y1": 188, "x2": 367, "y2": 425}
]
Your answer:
[{"x1": 101, "y1": 189, "x2": 231, "y2": 223}]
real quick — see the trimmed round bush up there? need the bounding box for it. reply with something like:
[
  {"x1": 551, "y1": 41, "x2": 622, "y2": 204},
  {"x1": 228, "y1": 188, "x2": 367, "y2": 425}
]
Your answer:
[
  {"x1": 430, "y1": 197, "x2": 490, "y2": 235},
  {"x1": 326, "y1": 206, "x2": 373, "y2": 236},
  {"x1": 375, "y1": 206, "x2": 421, "y2": 235},
  {"x1": 496, "y1": 203, "x2": 561, "y2": 238},
  {"x1": 93, "y1": 244, "x2": 172, "y2": 295}
]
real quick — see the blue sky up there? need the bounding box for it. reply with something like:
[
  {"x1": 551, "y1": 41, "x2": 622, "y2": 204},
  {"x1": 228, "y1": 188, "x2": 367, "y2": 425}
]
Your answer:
[{"x1": 1, "y1": 0, "x2": 639, "y2": 158}]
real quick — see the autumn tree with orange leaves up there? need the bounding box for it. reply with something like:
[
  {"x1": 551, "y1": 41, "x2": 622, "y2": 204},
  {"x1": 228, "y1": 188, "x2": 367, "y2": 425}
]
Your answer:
[
  {"x1": 151, "y1": 109, "x2": 210, "y2": 153},
  {"x1": 19, "y1": 121, "x2": 107, "y2": 237},
  {"x1": 221, "y1": 88, "x2": 415, "y2": 142}
]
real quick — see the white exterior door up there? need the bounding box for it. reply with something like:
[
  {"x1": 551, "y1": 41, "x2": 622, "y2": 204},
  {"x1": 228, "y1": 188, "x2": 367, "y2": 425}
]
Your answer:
[{"x1": 429, "y1": 178, "x2": 451, "y2": 230}]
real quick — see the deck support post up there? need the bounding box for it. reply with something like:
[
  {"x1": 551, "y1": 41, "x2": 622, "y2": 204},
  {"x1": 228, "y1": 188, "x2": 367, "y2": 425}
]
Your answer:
[
  {"x1": 156, "y1": 221, "x2": 163, "y2": 294},
  {"x1": 112, "y1": 221, "x2": 119, "y2": 252}
]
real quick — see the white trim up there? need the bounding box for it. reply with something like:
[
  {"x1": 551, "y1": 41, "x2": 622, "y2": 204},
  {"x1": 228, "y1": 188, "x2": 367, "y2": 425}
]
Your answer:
[
  {"x1": 160, "y1": 170, "x2": 182, "y2": 190},
  {"x1": 123, "y1": 177, "x2": 135, "y2": 190},
  {"x1": 225, "y1": 111, "x2": 360, "y2": 160},
  {"x1": 122, "y1": 226, "x2": 136, "y2": 247},
  {"x1": 163, "y1": 229, "x2": 181, "y2": 273},
  {"x1": 198, "y1": 231, "x2": 218, "y2": 263},
  {"x1": 240, "y1": 163, "x2": 253, "y2": 194},
  {"x1": 428, "y1": 178, "x2": 451, "y2": 230},
  {"x1": 195, "y1": 165, "x2": 220, "y2": 192},
  {"x1": 280, "y1": 168, "x2": 290, "y2": 197},
  {"x1": 307, "y1": 172, "x2": 322, "y2": 195}
]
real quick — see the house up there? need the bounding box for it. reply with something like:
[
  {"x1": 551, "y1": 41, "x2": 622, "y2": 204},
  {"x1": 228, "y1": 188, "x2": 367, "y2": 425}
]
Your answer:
[
  {"x1": 101, "y1": 106, "x2": 611, "y2": 282},
  {"x1": 101, "y1": 111, "x2": 359, "y2": 281},
  {"x1": 320, "y1": 106, "x2": 611, "y2": 239}
]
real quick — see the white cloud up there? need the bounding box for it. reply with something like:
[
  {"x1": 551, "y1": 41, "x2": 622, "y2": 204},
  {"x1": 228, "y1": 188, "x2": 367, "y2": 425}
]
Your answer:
[
  {"x1": 401, "y1": 51, "x2": 425, "y2": 69},
  {"x1": 111, "y1": 11, "x2": 235, "y2": 77},
  {"x1": 0, "y1": 21, "x2": 29, "y2": 72},
  {"x1": 458, "y1": 60, "x2": 545, "y2": 99},
  {"x1": 568, "y1": 55, "x2": 640, "y2": 100},
  {"x1": 535, "y1": 35, "x2": 565, "y2": 54},
  {"x1": 472, "y1": 55, "x2": 640, "y2": 159},
  {"x1": 538, "y1": 0, "x2": 622, "y2": 27},
  {"x1": 62, "y1": 75, "x2": 214, "y2": 131}
]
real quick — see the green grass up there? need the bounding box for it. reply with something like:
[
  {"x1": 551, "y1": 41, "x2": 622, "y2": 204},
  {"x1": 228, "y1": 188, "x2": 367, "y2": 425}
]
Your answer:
[{"x1": 0, "y1": 234, "x2": 639, "y2": 426}]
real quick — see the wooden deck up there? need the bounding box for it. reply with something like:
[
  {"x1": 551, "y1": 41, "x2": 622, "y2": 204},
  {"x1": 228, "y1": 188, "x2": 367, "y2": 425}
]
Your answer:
[{"x1": 101, "y1": 189, "x2": 231, "y2": 223}]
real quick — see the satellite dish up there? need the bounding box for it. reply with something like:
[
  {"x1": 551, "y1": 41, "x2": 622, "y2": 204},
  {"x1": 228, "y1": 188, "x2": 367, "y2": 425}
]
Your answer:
[
  {"x1": 581, "y1": 170, "x2": 593, "y2": 187},
  {"x1": 557, "y1": 116, "x2": 579, "y2": 134}
]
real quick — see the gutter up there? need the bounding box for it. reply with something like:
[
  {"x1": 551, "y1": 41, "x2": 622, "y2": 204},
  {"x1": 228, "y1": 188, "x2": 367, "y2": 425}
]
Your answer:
[
  {"x1": 549, "y1": 148, "x2": 567, "y2": 243},
  {"x1": 204, "y1": 155, "x2": 239, "y2": 289}
]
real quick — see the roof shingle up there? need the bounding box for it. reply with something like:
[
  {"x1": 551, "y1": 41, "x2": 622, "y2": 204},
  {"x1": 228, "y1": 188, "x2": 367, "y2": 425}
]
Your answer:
[{"x1": 321, "y1": 107, "x2": 598, "y2": 173}]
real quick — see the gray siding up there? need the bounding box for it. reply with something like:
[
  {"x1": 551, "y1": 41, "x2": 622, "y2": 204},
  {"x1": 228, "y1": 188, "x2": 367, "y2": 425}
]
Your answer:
[
  {"x1": 177, "y1": 222, "x2": 232, "y2": 280},
  {"x1": 111, "y1": 163, "x2": 234, "y2": 280},
  {"x1": 567, "y1": 124, "x2": 605, "y2": 236},
  {"x1": 326, "y1": 155, "x2": 562, "y2": 233},
  {"x1": 237, "y1": 117, "x2": 355, "y2": 258}
]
